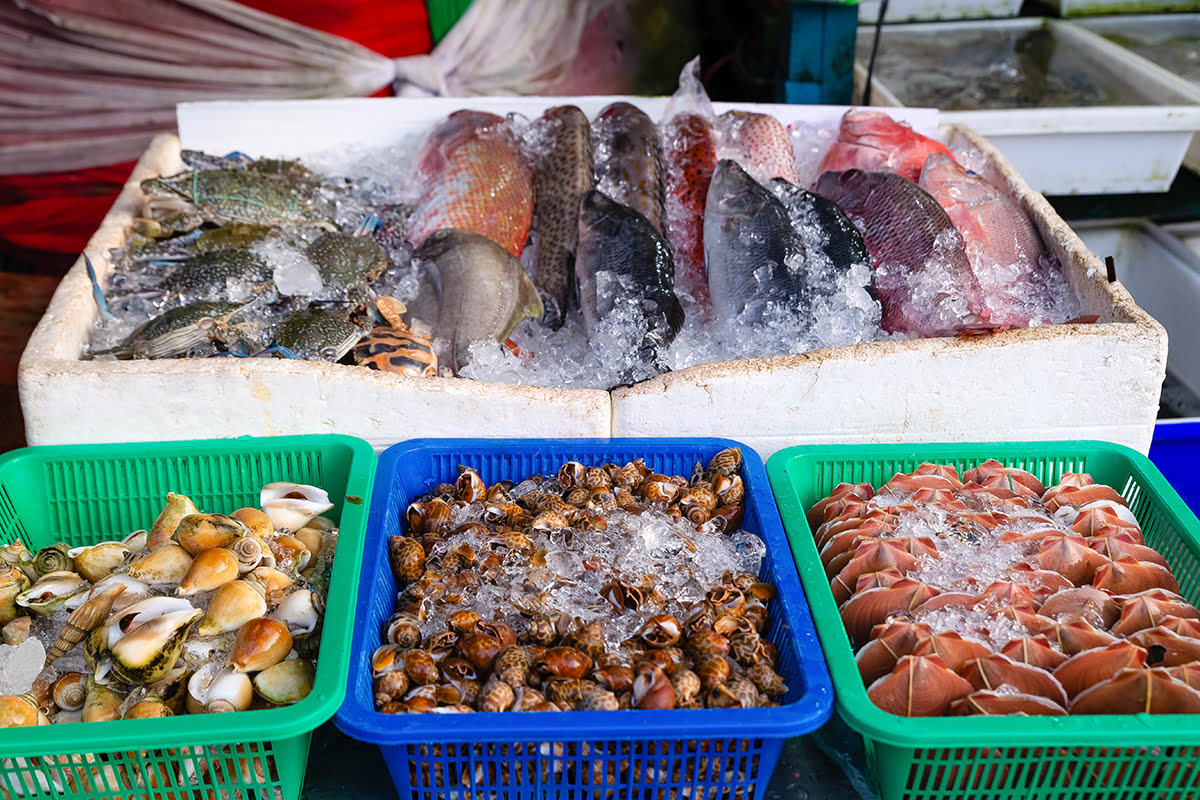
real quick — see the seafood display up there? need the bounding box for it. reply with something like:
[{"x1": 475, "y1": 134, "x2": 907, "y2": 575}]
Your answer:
[
  {"x1": 373, "y1": 447, "x2": 791, "y2": 713},
  {"x1": 0, "y1": 482, "x2": 337, "y2": 728},
  {"x1": 807, "y1": 460, "x2": 1200, "y2": 717},
  {"x1": 88, "y1": 61, "x2": 1080, "y2": 391}
]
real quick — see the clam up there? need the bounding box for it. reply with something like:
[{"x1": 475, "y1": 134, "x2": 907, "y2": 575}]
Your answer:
[
  {"x1": 1053, "y1": 640, "x2": 1148, "y2": 698},
  {"x1": 52, "y1": 673, "x2": 87, "y2": 712},
  {"x1": 1093, "y1": 557, "x2": 1180, "y2": 595},
  {"x1": 187, "y1": 663, "x2": 254, "y2": 714},
  {"x1": 148, "y1": 493, "x2": 199, "y2": 550},
  {"x1": 833, "y1": 566, "x2": 905, "y2": 606},
  {"x1": 270, "y1": 589, "x2": 321, "y2": 637},
  {"x1": 0, "y1": 562, "x2": 30, "y2": 624},
  {"x1": 1089, "y1": 535, "x2": 1168, "y2": 569},
  {"x1": 229, "y1": 508, "x2": 274, "y2": 540},
  {"x1": 866, "y1": 655, "x2": 973, "y2": 717},
  {"x1": 260, "y1": 482, "x2": 334, "y2": 532},
  {"x1": 128, "y1": 543, "x2": 193, "y2": 585},
  {"x1": 840, "y1": 579, "x2": 940, "y2": 647},
  {"x1": 174, "y1": 514, "x2": 245, "y2": 555},
  {"x1": 1038, "y1": 587, "x2": 1120, "y2": 629},
  {"x1": 110, "y1": 606, "x2": 203, "y2": 684},
  {"x1": 1070, "y1": 667, "x2": 1200, "y2": 715},
  {"x1": 16, "y1": 571, "x2": 89, "y2": 615},
  {"x1": 1036, "y1": 534, "x2": 1110, "y2": 586},
  {"x1": 228, "y1": 617, "x2": 292, "y2": 673},
  {"x1": 253, "y1": 659, "x2": 315, "y2": 705},
  {"x1": 67, "y1": 541, "x2": 129, "y2": 583},
  {"x1": 960, "y1": 653, "x2": 1068, "y2": 708},
  {"x1": 197, "y1": 579, "x2": 268, "y2": 637},
  {"x1": 33, "y1": 543, "x2": 74, "y2": 577},
  {"x1": 952, "y1": 689, "x2": 1065, "y2": 716},
  {"x1": 911, "y1": 631, "x2": 991, "y2": 674},
  {"x1": 1037, "y1": 618, "x2": 1118, "y2": 656},
  {"x1": 177, "y1": 548, "x2": 240, "y2": 595}
]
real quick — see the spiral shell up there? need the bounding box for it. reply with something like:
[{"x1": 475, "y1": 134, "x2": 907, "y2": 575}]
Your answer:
[
  {"x1": 52, "y1": 673, "x2": 86, "y2": 711},
  {"x1": 228, "y1": 617, "x2": 292, "y2": 674},
  {"x1": 231, "y1": 536, "x2": 270, "y2": 574},
  {"x1": 577, "y1": 687, "x2": 619, "y2": 711},
  {"x1": 641, "y1": 477, "x2": 679, "y2": 505},
  {"x1": 639, "y1": 615, "x2": 683, "y2": 649},
  {"x1": 174, "y1": 514, "x2": 245, "y2": 555},
  {"x1": 456, "y1": 468, "x2": 487, "y2": 503},
  {"x1": 177, "y1": 548, "x2": 240, "y2": 595},
  {"x1": 557, "y1": 461, "x2": 586, "y2": 489},
  {"x1": 374, "y1": 670, "x2": 409, "y2": 705},
  {"x1": 707, "y1": 447, "x2": 742, "y2": 477},
  {"x1": 695, "y1": 654, "x2": 730, "y2": 688},
  {"x1": 477, "y1": 679, "x2": 515, "y2": 712},
  {"x1": 458, "y1": 633, "x2": 501, "y2": 673},
  {"x1": 670, "y1": 669, "x2": 702, "y2": 703},
  {"x1": 33, "y1": 544, "x2": 73, "y2": 577},
  {"x1": 494, "y1": 645, "x2": 533, "y2": 687},
  {"x1": 67, "y1": 542, "x2": 128, "y2": 583},
  {"x1": 564, "y1": 487, "x2": 591, "y2": 507},
  {"x1": 746, "y1": 663, "x2": 788, "y2": 697},
  {"x1": 260, "y1": 482, "x2": 334, "y2": 532}
]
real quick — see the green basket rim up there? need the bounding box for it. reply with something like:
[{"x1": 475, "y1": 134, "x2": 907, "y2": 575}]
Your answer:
[
  {"x1": 0, "y1": 434, "x2": 375, "y2": 755},
  {"x1": 767, "y1": 439, "x2": 1200, "y2": 748}
]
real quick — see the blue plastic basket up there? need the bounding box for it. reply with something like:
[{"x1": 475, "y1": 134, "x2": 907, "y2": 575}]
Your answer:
[
  {"x1": 336, "y1": 438, "x2": 833, "y2": 800},
  {"x1": 1150, "y1": 419, "x2": 1200, "y2": 520}
]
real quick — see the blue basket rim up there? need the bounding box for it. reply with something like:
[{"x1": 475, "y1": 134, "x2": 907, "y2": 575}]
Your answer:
[{"x1": 335, "y1": 437, "x2": 834, "y2": 744}]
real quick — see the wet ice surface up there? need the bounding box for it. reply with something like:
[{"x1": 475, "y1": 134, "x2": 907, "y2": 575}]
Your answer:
[
  {"x1": 410, "y1": 500, "x2": 765, "y2": 649},
  {"x1": 1101, "y1": 29, "x2": 1200, "y2": 84},
  {"x1": 0, "y1": 637, "x2": 46, "y2": 695}
]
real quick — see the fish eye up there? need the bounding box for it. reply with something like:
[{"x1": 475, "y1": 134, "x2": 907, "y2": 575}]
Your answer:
[{"x1": 840, "y1": 169, "x2": 861, "y2": 183}]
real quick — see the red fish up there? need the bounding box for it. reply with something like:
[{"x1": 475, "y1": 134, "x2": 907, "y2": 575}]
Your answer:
[
  {"x1": 718, "y1": 110, "x2": 797, "y2": 185},
  {"x1": 919, "y1": 153, "x2": 1064, "y2": 328},
  {"x1": 819, "y1": 110, "x2": 955, "y2": 184},
  {"x1": 408, "y1": 110, "x2": 533, "y2": 258},
  {"x1": 662, "y1": 112, "x2": 717, "y2": 304}
]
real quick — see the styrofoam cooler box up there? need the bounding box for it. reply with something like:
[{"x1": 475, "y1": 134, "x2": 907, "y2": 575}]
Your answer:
[
  {"x1": 19, "y1": 98, "x2": 1166, "y2": 460},
  {"x1": 1071, "y1": 219, "x2": 1200, "y2": 401},
  {"x1": 858, "y1": 0, "x2": 1020, "y2": 23},
  {"x1": 854, "y1": 18, "x2": 1200, "y2": 194}
]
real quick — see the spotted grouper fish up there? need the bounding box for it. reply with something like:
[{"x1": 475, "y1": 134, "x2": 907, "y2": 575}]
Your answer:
[
  {"x1": 703, "y1": 161, "x2": 807, "y2": 323},
  {"x1": 408, "y1": 111, "x2": 533, "y2": 258},
  {"x1": 576, "y1": 190, "x2": 684, "y2": 378},
  {"x1": 918, "y1": 153, "x2": 1069, "y2": 328},
  {"x1": 529, "y1": 105, "x2": 594, "y2": 325},
  {"x1": 819, "y1": 110, "x2": 955, "y2": 184},
  {"x1": 592, "y1": 102, "x2": 665, "y2": 234},
  {"x1": 662, "y1": 111, "x2": 717, "y2": 304},
  {"x1": 718, "y1": 110, "x2": 798, "y2": 185},
  {"x1": 816, "y1": 169, "x2": 984, "y2": 337}
]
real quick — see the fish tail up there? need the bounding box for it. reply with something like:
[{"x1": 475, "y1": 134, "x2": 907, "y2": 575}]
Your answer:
[{"x1": 84, "y1": 254, "x2": 115, "y2": 321}]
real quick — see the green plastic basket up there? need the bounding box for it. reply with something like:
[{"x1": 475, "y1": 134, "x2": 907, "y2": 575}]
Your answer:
[
  {"x1": 767, "y1": 440, "x2": 1200, "y2": 800},
  {"x1": 0, "y1": 434, "x2": 375, "y2": 800}
]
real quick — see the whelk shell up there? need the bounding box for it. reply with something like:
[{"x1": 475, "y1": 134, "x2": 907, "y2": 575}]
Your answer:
[
  {"x1": 260, "y1": 482, "x2": 334, "y2": 532},
  {"x1": 196, "y1": 579, "x2": 268, "y2": 637},
  {"x1": 174, "y1": 514, "x2": 245, "y2": 555},
  {"x1": 148, "y1": 493, "x2": 198, "y2": 550},
  {"x1": 177, "y1": 547, "x2": 240, "y2": 595},
  {"x1": 128, "y1": 543, "x2": 193, "y2": 585},
  {"x1": 270, "y1": 588, "x2": 321, "y2": 637},
  {"x1": 67, "y1": 541, "x2": 128, "y2": 583},
  {"x1": 52, "y1": 673, "x2": 87, "y2": 712},
  {"x1": 228, "y1": 617, "x2": 293, "y2": 673},
  {"x1": 187, "y1": 662, "x2": 254, "y2": 714},
  {"x1": 229, "y1": 508, "x2": 274, "y2": 539},
  {"x1": 15, "y1": 571, "x2": 89, "y2": 615},
  {"x1": 110, "y1": 606, "x2": 202, "y2": 684}
]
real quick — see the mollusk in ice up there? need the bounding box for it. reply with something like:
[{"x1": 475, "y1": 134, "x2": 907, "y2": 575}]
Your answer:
[
  {"x1": 0, "y1": 563, "x2": 30, "y2": 624},
  {"x1": 108, "y1": 602, "x2": 203, "y2": 684},
  {"x1": 229, "y1": 508, "x2": 274, "y2": 540},
  {"x1": 47, "y1": 583, "x2": 127, "y2": 664},
  {"x1": 252, "y1": 658, "x2": 315, "y2": 705},
  {"x1": 67, "y1": 541, "x2": 129, "y2": 583},
  {"x1": 197, "y1": 579, "x2": 268, "y2": 637},
  {"x1": 33, "y1": 544, "x2": 73, "y2": 577},
  {"x1": 128, "y1": 543, "x2": 193, "y2": 584},
  {"x1": 174, "y1": 514, "x2": 245, "y2": 555},
  {"x1": 187, "y1": 662, "x2": 254, "y2": 714},
  {"x1": 230, "y1": 535, "x2": 272, "y2": 573},
  {"x1": 148, "y1": 493, "x2": 198, "y2": 550},
  {"x1": 52, "y1": 673, "x2": 87, "y2": 712},
  {"x1": 177, "y1": 547, "x2": 239, "y2": 595},
  {"x1": 16, "y1": 571, "x2": 89, "y2": 615},
  {"x1": 269, "y1": 589, "x2": 321, "y2": 636},
  {"x1": 228, "y1": 617, "x2": 292, "y2": 673},
  {"x1": 66, "y1": 573, "x2": 148, "y2": 614},
  {"x1": 260, "y1": 483, "x2": 334, "y2": 532}
]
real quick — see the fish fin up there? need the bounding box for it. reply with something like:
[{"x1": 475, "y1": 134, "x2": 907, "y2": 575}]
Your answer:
[
  {"x1": 84, "y1": 254, "x2": 115, "y2": 321},
  {"x1": 537, "y1": 288, "x2": 563, "y2": 329}
]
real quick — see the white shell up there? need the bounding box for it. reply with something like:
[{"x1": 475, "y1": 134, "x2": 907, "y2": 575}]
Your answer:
[
  {"x1": 187, "y1": 662, "x2": 253, "y2": 714},
  {"x1": 260, "y1": 483, "x2": 334, "y2": 532},
  {"x1": 122, "y1": 530, "x2": 149, "y2": 553},
  {"x1": 104, "y1": 596, "x2": 196, "y2": 648},
  {"x1": 270, "y1": 589, "x2": 320, "y2": 636},
  {"x1": 65, "y1": 573, "x2": 149, "y2": 613}
]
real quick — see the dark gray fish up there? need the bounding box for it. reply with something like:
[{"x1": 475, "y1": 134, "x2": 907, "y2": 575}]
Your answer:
[
  {"x1": 815, "y1": 169, "x2": 983, "y2": 337},
  {"x1": 274, "y1": 307, "x2": 359, "y2": 362},
  {"x1": 576, "y1": 190, "x2": 684, "y2": 373},
  {"x1": 703, "y1": 160, "x2": 807, "y2": 322},
  {"x1": 413, "y1": 229, "x2": 544, "y2": 373},
  {"x1": 770, "y1": 178, "x2": 875, "y2": 301},
  {"x1": 530, "y1": 105, "x2": 594, "y2": 325},
  {"x1": 592, "y1": 102, "x2": 665, "y2": 234}
]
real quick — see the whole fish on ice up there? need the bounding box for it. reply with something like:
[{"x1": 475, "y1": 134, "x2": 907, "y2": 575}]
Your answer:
[
  {"x1": 818, "y1": 110, "x2": 955, "y2": 184},
  {"x1": 576, "y1": 190, "x2": 684, "y2": 379},
  {"x1": 816, "y1": 169, "x2": 983, "y2": 337},
  {"x1": 407, "y1": 111, "x2": 533, "y2": 258},
  {"x1": 529, "y1": 105, "x2": 594, "y2": 325},
  {"x1": 918, "y1": 153, "x2": 1071, "y2": 328},
  {"x1": 718, "y1": 110, "x2": 798, "y2": 185},
  {"x1": 413, "y1": 229, "x2": 544, "y2": 373},
  {"x1": 592, "y1": 102, "x2": 665, "y2": 234},
  {"x1": 770, "y1": 178, "x2": 874, "y2": 302},
  {"x1": 703, "y1": 160, "x2": 807, "y2": 322}
]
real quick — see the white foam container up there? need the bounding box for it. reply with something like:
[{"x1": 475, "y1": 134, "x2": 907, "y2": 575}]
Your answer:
[
  {"x1": 854, "y1": 18, "x2": 1200, "y2": 194},
  {"x1": 858, "y1": 0, "x2": 1020, "y2": 23},
  {"x1": 1072, "y1": 219, "x2": 1200, "y2": 399},
  {"x1": 19, "y1": 98, "x2": 1166, "y2": 459}
]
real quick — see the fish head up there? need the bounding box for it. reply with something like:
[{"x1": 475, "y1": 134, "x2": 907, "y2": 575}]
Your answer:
[
  {"x1": 919, "y1": 153, "x2": 997, "y2": 207},
  {"x1": 815, "y1": 169, "x2": 874, "y2": 210},
  {"x1": 578, "y1": 190, "x2": 631, "y2": 239},
  {"x1": 707, "y1": 160, "x2": 769, "y2": 219},
  {"x1": 413, "y1": 229, "x2": 467, "y2": 262}
]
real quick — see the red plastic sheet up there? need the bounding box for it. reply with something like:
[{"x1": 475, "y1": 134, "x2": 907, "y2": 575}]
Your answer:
[{"x1": 0, "y1": 0, "x2": 431, "y2": 257}]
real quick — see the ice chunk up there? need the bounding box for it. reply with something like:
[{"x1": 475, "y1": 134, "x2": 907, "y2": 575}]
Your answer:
[{"x1": 0, "y1": 637, "x2": 46, "y2": 695}]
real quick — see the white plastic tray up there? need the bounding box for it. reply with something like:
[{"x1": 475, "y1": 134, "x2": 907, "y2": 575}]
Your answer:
[
  {"x1": 18, "y1": 98, "x2": 1166, "y2": 458},
  {"x1": 1072, "y1": 219, "x2": 1200, "y2": 400},
  {"x1": 854, "y1": 18, "x2": 1200, "y2": 194}
]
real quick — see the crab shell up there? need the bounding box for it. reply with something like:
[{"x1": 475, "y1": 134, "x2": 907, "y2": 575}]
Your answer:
[{"x1": 260, "y1": 483, "x2": 334, "y2": 532}]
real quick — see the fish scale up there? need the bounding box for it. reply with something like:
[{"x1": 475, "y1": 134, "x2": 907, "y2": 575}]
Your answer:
[
  {"x1": 818, "y1": 110, "x2": 955, "y2": 184},
  {"x1": 408, "y1": 111, "x2": 533, "y2": 258},
  {"x1": 816, "y1": 169, "x2": 983, "y2": 338},
  {"x1": 718, "y1": 111, "x2": 798, "y2": 186},
  {"x1": 531, "y1": 105, "x2": 594, "y2": 324},
  {"x1": 592, "y1": 102, "x2": 665, "y2": 235},
  {"x1": 663, "y1": 112, "x2": 717, "y2": 304}
]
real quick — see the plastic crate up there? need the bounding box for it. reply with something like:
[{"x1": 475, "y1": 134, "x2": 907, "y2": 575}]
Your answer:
[
  {"x1": 336, "y1": 437, "x2": 833, "y2": 800},
  {"x1": 767, "y1": 440, "x2": 1200, "y2": 800},
  {"x1": 0, "y1": 434, "x2": 375, "y2": 800},
  {"x1": 1151, "y1": 420, "x2": 1200, "y2": 521},
  {"x1": 780, "y1": 0, "x2": 859, "y2": 104}
]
